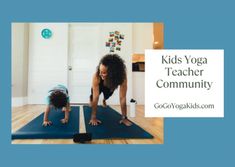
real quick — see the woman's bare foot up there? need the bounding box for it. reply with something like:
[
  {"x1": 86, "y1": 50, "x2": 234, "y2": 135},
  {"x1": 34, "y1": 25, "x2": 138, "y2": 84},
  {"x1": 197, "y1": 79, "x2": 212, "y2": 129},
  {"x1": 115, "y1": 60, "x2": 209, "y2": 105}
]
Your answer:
[
  {"x1": 89, "y1": 100, "x2": 92, "y2": 107},
  {"x1": 102, "y1": 99, "x2": 107, "y2": 107},
  {"x1": 89, "y1": 95, "x2": 92, "y2": 107}
]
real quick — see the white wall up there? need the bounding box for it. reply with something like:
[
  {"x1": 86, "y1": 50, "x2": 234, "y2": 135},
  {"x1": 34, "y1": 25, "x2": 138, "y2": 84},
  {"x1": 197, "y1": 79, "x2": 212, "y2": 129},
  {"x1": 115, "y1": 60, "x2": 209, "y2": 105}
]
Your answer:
[
  {"x1": 132, "y1": 23, "x2": 153, "y2": 104},
  {"x1": 12, "y1": 23, "x2": 29, "y2": 106},
  {"x1": 13, "y1": 23, "x2": 152, "y2": 106},
  {"x1": 68, "y1": 23, "x2": 133, "y2": 104},
  {"x1": 132, "y1": 72, "x2": 145, "y2": 104},
  {"x1": 27, "y1": 23, "x2": 133, "y2": 105},
  {"x1": 132, "y1": 23, "x2": 153, "y2": 54},
  {"x1": 99, "y1": 23, "x2": 133, "y2": 105},
  {"x1": 28, "y1": 23, "x2": 68, "y2": 104},
  {"x1": 68, "y1": 23, "x2": 102, "y2": 103}
]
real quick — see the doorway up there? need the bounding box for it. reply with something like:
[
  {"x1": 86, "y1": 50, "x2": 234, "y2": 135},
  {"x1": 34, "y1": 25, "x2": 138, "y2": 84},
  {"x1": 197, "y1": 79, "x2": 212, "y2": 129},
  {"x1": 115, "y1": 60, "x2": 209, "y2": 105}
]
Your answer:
[{"x1": 68, "y1": 23, "x2": 102, "y2": 103}]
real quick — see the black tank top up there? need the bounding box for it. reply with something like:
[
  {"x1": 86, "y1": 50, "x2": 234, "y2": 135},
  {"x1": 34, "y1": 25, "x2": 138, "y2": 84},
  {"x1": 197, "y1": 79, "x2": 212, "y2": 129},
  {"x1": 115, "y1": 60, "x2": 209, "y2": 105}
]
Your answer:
[{"x1": 99, "y1": 78, "x2": 113, "y2": 93}]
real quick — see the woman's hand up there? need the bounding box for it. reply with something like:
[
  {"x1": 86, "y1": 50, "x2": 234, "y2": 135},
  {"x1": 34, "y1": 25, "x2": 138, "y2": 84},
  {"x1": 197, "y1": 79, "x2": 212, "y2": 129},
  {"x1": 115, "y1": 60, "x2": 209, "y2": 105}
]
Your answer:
[
  {"x1": 89, "y1": 118, "x2": 102, "y2": 126},
  {"x1": 119, "y1": 118, "x2": 132, "y2": 126}
]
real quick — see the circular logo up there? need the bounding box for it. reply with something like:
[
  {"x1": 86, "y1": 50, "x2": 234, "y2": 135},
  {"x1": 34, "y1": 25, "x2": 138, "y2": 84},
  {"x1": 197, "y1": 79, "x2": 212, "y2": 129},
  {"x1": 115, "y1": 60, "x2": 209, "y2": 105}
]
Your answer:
[{"x1": 41, "y1": 28, "x2": 52, "y2": 39}]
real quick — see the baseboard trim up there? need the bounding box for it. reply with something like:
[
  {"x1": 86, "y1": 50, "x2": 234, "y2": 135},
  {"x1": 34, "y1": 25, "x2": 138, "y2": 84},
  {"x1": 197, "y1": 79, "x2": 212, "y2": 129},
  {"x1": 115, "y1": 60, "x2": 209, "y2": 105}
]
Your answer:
[{"x1": 12, "y1": 97, "x2": 28, "y2": 107}]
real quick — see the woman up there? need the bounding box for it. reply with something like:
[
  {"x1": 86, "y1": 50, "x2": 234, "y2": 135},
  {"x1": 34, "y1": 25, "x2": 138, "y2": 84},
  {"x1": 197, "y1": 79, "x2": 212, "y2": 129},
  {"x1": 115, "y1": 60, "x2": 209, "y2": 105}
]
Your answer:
[{"x1": 89, "y1": 54, "x2": 132, "y2": 126}]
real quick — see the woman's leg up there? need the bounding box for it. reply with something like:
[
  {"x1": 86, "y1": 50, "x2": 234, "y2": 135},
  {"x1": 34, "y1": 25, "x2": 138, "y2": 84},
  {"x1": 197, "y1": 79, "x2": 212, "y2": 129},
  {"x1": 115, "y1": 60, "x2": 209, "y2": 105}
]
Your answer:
[{"x1": 102, "y1": 90, "x2": 114, "y2": 107}]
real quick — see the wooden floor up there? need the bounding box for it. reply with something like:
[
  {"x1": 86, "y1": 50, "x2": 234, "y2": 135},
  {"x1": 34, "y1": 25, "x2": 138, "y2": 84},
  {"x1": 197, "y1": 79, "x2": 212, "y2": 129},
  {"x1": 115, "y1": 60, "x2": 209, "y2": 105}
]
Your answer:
[{"x1": 12, "y1": 105, "x2": 164, "y2": 144}]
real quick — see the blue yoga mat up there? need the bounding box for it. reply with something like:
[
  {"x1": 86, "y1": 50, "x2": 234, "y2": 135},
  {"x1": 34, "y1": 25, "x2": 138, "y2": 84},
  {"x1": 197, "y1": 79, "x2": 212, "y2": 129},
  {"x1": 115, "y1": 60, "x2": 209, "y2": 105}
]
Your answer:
[
  {"x1": 12, "y1": 106, "x2": 80, "y2": 139},
  {"x1": 83, "y1": 106, "x2": 153, "y2": 139}
]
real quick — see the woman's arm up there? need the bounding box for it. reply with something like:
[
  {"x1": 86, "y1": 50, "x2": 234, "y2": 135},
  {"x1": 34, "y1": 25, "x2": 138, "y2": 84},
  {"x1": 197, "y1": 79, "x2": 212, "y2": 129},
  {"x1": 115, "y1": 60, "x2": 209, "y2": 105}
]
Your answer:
[
  {"x1": 89, "y1": 74, "x2": 102, "y2": 125},
  {"x1": 119, "y1": 78, "x2": 132, "y2": 126},
  {"x1": 119, "y1": 78, "x2": 127, "y2": 117}
]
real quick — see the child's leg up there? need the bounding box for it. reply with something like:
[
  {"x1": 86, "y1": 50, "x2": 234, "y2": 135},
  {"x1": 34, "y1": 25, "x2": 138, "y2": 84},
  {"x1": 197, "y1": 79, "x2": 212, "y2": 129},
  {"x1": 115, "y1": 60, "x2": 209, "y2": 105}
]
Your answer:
[
  {"x1": 61, "y1": 103, "x2": 71, "y2": 124},
  {"x1": 61, "y1": 111, "x2": 69, "y2": 124}
]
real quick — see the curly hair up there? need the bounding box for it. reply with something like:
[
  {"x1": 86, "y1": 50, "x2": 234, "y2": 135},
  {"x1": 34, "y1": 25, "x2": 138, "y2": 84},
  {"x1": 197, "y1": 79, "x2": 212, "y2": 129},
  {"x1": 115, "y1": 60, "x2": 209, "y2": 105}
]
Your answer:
[
  {"x1": 97, "y1": 54, "x2": 126, "y2": 90},
  {"x1": 49, "y1": 91, "x2": 67, "y2": 109}
]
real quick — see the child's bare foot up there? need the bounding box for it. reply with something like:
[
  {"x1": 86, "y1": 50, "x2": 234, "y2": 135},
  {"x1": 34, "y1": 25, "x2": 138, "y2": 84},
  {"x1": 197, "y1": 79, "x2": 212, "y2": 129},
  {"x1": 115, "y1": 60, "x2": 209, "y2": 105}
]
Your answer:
[
  {"x1": 89, "y1": 95, "x2": 93, "y2": 107},
  {"x1": 62, "y1": 107, "x2": 71, "y2": 112},
  {"x1": 102, "y1": 99, "x2": 107, "y2": 107}
]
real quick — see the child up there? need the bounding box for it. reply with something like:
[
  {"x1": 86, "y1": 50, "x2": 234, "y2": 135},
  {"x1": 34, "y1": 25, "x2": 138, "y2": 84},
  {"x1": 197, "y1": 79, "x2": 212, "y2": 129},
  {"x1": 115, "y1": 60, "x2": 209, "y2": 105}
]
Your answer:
[{"x1": 42, "y1": 84, "x2": 71, "y2": 126}]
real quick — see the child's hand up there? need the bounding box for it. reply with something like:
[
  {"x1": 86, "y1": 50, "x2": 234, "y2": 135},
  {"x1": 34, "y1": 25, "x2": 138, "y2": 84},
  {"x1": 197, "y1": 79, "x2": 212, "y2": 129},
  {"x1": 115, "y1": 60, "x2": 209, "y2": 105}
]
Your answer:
[
  {"x1": 42, "y1": 120, "x2": 52, "y2": 126},
  {"x1": 61, "y1": 118, "x2": 68, "y2": 124}
]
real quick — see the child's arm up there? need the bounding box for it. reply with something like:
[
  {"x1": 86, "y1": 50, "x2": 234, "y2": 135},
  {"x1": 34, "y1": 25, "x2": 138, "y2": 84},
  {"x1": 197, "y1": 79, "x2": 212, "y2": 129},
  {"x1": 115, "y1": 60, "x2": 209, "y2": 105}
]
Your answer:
[{"x1": 42, "y1": 105, "x2": 52, "y2": 126}]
